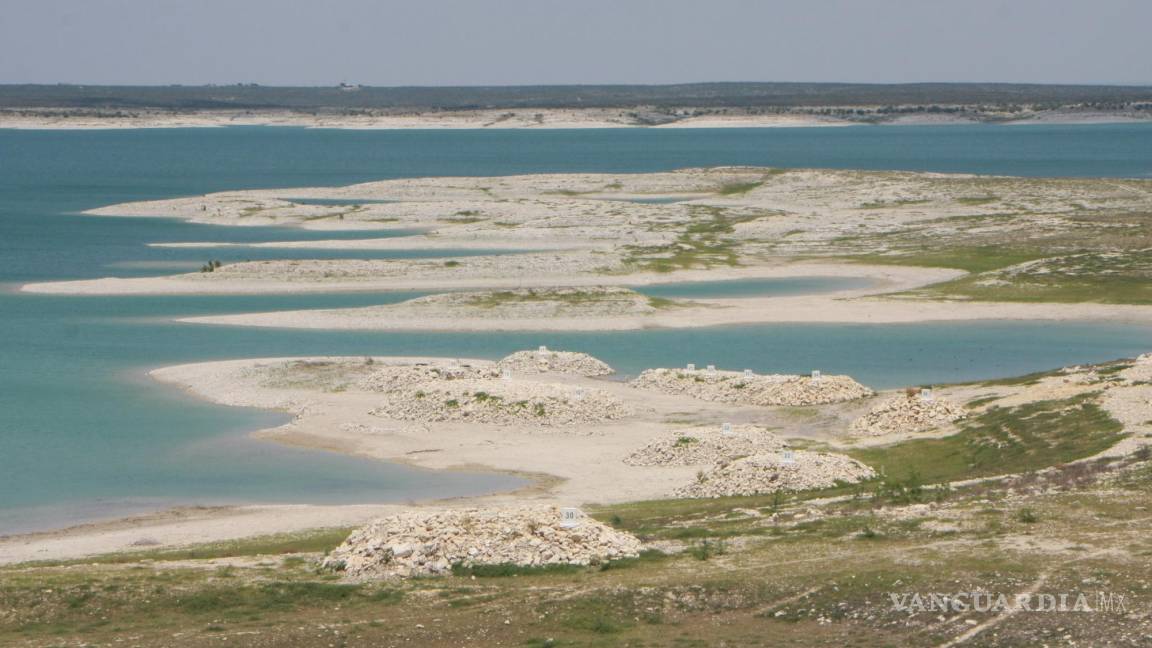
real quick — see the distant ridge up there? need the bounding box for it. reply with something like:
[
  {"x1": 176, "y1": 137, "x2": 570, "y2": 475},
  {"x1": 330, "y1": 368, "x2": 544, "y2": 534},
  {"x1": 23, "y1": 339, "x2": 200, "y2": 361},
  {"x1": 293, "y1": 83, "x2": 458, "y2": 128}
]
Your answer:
[{"x1": 2, "y1": 82, "x2": 1151, "y2": 111}]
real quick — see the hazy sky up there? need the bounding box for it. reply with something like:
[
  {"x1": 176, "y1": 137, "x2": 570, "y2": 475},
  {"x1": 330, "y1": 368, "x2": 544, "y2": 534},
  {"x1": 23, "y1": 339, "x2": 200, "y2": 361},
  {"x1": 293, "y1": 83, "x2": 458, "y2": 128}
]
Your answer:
[{"x1": 2, "y1": 0, "x2": 1150, "y2": 86}]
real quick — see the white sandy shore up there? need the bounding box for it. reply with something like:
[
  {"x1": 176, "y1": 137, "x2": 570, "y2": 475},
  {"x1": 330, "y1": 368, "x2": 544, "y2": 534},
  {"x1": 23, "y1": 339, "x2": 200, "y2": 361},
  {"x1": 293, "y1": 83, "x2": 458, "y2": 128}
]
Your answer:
[
  {"x1": 18, "y1": 261, "x2": 920, "y2": 296},
  {"x1": 2, "y1": 108, "x2": 1149, "y2": 131},
  {"x1": 0, "y1": 504, "x2": 409, "y2": 565},
  {"x1": 0, "y1": 352, "x2": 882, "y2": 563},
  {"x1": 179, "y1": 292, "x2": 1152, "y2": 330},
  {"x1": 149, "y1": 237, "x2": 592, "y2": 251},
  {"x1": 0, "y1": 109, "x2": 845, "y2": 131},
  {"x1": 29, "y1": 259, "x2": 1152, "y2": 327},
  {"x1": 6, "y1": 350, "x2": 1149, "y2": 565}
]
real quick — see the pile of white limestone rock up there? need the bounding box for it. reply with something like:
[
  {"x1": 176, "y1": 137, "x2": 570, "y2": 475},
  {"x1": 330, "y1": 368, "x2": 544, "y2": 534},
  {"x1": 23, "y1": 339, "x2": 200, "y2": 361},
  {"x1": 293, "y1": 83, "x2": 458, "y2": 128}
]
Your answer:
[
  {"x1": 496, "y1": 349, "x2": 614, "y2": 376},
  {"x1": 674, "y1": 451, "x2": 876, "y2": 498},
  {"x1": 358, "y1": 363, "x2": 498, "y2": 392},
  {"x1": 631, "y1": 367, "x2": 872, "y2": 406},
  {"x1": 850, "y1": 391, "x2": 966, "y2": 436},
  {"x1": 370, "y1": 379, "x2": 631, "y2": 427},
  {"x1": 322, "y1": 506, "x2": 644, "y2": 579},
  {"x1": 624, "y1": 424, "x2": 786, "y2": 466}
]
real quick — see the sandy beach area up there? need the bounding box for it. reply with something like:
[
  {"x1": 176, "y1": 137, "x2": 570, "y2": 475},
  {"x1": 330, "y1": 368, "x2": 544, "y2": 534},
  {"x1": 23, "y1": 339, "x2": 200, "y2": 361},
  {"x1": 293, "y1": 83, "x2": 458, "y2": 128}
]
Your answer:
[
  {"x1": 5, "y1": 346, "x2": 1149, "y2": 566},
  {"x1": 2, "y1": 107, "x2": 1149, "y2": 131},
  {"x1": 0, "y1": 108, "x2": 845, "y2": 130},
  {"x1": 160, "y1": 259, "x2": 1152, "y2": 330},
  {"x1": 0, "y1": 351, "x2": 908, "y2": 563},
  {"x1": 179, "y1": 293, "x2": 1152, "y2": 330}
]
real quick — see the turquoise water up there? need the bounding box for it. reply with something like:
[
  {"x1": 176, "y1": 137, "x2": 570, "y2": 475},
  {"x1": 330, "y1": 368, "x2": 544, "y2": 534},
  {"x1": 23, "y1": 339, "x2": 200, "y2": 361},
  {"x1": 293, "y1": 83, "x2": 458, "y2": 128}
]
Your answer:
[{"x1": 2, "y1": 125, "x2": 1152, "y2": 534}]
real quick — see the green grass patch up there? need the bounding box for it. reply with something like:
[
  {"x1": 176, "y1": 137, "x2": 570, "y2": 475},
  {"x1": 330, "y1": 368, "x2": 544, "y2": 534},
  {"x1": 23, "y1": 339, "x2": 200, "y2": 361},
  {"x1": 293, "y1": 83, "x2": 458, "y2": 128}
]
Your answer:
[
  {"x1": 623, "y1": 206, "x2": 767, "y2": 272},
  {"x1": 841, "y1": 246, "x2": 1045, "y2": 274},
  {"x1": 923, "y1": 275, "x2": 1152, "y2": 305},
  {"x1": 849, "y1": 394, "x2": 1123, "y2": 484},
  {"x1": 715, "y1": 181, "x2": 763, "y2": 195},
  {"x1": 463, "y1": 288, "x2": 644, "y2": 308}
]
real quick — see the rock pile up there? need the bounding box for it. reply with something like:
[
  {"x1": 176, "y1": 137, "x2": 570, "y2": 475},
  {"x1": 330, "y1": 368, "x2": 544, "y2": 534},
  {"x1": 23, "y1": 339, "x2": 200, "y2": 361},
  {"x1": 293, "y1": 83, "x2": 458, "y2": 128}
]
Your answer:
[
  {"x1": 370, "y1": 379, "x2": 632, "y2": 426},
  {"x1": 631, "y1": 368, "x2": 872, "y2": 406},
  {"x1": 1122, "y1": 353, "x2": 1152, "y2": 383},
  {"x1": 674, "y1": 451, "x2": 876, "y2": 498},
  {"x1": 850, "y1": 392, "x2": 965, "y2": 436},
  {"x1": 624, "y1": 425, "x2": 785, "y2": 466},
  {"x1": 497, "y1": 349, "x2": 614, "y2": 376},
  {"x1": 358, "y1": 363, "x2": 498, "y2": 392},
  {"x1": 322, "y1": 507, "x2": 644, "y2": 579}
]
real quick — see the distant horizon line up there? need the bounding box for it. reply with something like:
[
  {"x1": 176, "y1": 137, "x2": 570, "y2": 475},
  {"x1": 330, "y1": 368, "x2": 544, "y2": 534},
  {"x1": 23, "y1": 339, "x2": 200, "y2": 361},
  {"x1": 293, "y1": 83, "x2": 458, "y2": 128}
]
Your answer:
[{"x1": 3, "y1": 81, "x2": 1152, "y2": 90}]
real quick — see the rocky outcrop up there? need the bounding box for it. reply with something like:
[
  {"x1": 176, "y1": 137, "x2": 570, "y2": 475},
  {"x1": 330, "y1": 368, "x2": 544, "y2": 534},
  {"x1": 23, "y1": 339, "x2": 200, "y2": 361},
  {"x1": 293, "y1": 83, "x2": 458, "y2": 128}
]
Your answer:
[
  {"x1": 403, "y1": 287, "x2": 664, "y2": 320},
  {"x1": 624, "y1": 424, "x2": 785, "y2": 466},
  {"x1": 370, "y1": 379, "x2": 632, "y2": 427},
  {"x1": 358, "y1": 363, "x2": 498, "y2": 392},
  {"x1": 497, "y1": 349, "x2": 614, "y2": 376},
  {"x1": 674, "y1": 451, "x2": 876, "y2": 498},
  {"x1": 322, "y1": 507, "x2": 644, "y2": 579},
  {"x1": 849, "y1": 392, "x2": 965, "y2": 436},
  {"x1": 631, "y1": 368, "x2": 872, "y2": 406}
]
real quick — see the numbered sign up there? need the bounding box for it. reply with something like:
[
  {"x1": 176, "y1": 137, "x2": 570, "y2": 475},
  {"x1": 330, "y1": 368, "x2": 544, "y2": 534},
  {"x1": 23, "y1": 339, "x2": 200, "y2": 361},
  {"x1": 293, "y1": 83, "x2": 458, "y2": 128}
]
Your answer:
[
  {"x1": 573, "y1": 388, "x2": 586, "y2": 402},
  {"x1": 811, "y1": 370, "x2": 822, "y2": 382},
  {"x1": 501, "y1": 368, "x2": 512, "y2": 381},
  {"x1": 744, "y1": 369, "x2": 753, "y2": 378},
  {"x1": 538, "y1": 345, "x2": 549, "y2": 354},
  {"x1": 559, "y1": 507, "x2": 583, "y2": 528},
  {"x1": 721, "y1": 422, "x2": 733, "y2": 436},
  {"x1": 781, "y1": 450, "x2": 796, "y2": 465},
  {"x1": 686, "y1": 363, "x2": 696, "y2": 371},
  {"x1": 706, "y1": 364, "x2": 717, "y2": 375},
  {"x1": 920, "y1": 388, "x2": 934, "y2": 402}
]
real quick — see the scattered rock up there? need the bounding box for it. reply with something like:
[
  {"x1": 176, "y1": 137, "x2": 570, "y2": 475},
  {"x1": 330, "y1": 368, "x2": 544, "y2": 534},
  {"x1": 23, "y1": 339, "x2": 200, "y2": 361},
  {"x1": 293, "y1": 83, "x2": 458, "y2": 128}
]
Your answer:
[
  {"x1": 497, "y1": 349, "x2": 614, "y2": 376},
  {"x1": 370, "y1": 379, "x2": 632, "y2": 427},
  {"x1": 358, "y1": 363, "x2": 498, "y2": 392},
  {"x1": 631, "y1": 368, "x2": 872, "y2": 406},
  {"x1": 322, "y1": 506, "x2": 644, "y2": 579},
  {"x1": 850, "y1": 392, "x2": 965, "y2": 436},
  {"x1": 404, "y1": 287, "x2": 663, "y2": 320},
  {"x1": 624, "y1": 424, "x2": 785, "y2": 466},
  {"x1": 674, "y1": 451, "x2": 876, "y2": 498}
]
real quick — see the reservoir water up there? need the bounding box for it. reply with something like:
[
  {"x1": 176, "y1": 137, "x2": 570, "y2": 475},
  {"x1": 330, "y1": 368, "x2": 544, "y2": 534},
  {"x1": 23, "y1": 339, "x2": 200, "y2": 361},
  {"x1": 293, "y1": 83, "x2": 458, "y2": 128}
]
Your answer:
[{"x1": 2, "y1": 124, "x2": 1151, "y2": 533}]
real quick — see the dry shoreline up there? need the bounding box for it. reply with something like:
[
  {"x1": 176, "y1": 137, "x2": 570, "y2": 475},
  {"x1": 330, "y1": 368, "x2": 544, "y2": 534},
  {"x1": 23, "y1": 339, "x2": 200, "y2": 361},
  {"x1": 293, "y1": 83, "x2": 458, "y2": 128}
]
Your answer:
[
  {"x1": 179, "y1": 297, "x2": 1152, "y2": 331},
  {"x1": 0, "y1": 352, "x2": 895, "y2": 564},
  {"x1": 2, "y1": 108, "x2": 1149, "y2": 130},
  {"x1": 0, "y1": 109, "x2": 849, "y2": 130},
  {"x1": 5, "y1": 348, "x2": 1149, "y2": 566},
  {"x1": 21, "y1": 261, "x2": 928, "y2": 296}
]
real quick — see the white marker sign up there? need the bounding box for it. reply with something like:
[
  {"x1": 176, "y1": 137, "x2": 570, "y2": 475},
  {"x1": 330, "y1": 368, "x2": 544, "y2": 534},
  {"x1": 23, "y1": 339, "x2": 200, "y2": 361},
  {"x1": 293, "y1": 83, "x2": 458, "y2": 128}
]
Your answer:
[
  {"x1": 686, "y1": 363, "x2": 696, "y2": 371},
  {"x1": 811, "y1": 370, "x2": 822, "y2": 382},
  {"x1": 920, "y1": 388, "x2": 934, "y2": 402},
  {"x1": 721, "y1": 422, "x2": 733, "y2": 436},
  {"x1": 559, "y1": 507, "x2": 583, "y2": 528},
  {"x1": 744, "y1": 369, "x2": 753, "y2": 378},
  {"x1": 781, "y1": 450, "x2": 796, "y2": 464}
]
